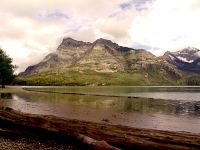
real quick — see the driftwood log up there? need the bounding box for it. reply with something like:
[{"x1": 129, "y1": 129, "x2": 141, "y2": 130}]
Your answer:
[{"x1": 0, "y1": 107, "x2": 200, "y2": 150}]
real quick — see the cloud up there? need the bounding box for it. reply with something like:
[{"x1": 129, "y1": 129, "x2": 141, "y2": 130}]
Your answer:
[
  {"x1": 68, "y1": 27, "x2": 96, "y2": 42},
  {"x1": 119, "y1": 0, "x2": 152, "y2": 11},
  {"x1": 98, "y1": 17, "x2": 130, "y2": 39},
  {"x1": 38, "y1": 10, "x2": 69, "y2": 20},
  {"x1": 0, "y1": 0, "x2": 200, "y2": 73},
  {"x1": 119, "y1": 2, "x2": 132, "y2": 10},
  {"x1": 129, "y1": 0, "x2": 200, "y2": 55},
  {"x1": 0, "y1": 0, "x2": 127, "y2": 73},
  {"x1": 0, "y1": 13, "x2": 68, "y2": 73}
]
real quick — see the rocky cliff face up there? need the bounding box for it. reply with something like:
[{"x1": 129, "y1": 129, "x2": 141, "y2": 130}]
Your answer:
[
  {"x1": 20, "y1": 38, "x2": 181, "y2": 82},
  {"x1": 20, "y1": 38, "x2": 92, "y2": 75},
  {"x1": 163, "y1": 47, "x2": 200, "y2": 73}
]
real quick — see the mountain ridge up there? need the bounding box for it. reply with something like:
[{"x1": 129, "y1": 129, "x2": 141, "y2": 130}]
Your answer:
[
  {"x1": 162, "y1": 47, "x2": 200, "y2": 73},
  {"x1": 17, "y1": 37, "x2": 200, "y2": 86},
  {"x1": 20, "y1": 37, "x2": 158, "y2": 75}
]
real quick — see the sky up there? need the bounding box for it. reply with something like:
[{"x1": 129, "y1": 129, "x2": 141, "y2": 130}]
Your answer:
[{"x1": 1, "y1": 0, "x2": 200, "y2": 73}]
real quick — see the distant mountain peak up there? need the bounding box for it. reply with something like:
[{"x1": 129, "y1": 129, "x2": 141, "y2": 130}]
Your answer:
[
  {"x1": 174, "y1": 47, "x2": 199, "y2": 55},
  {"x1": 58, "y1": 37, "x2": 92, "y2": 50},
  {"x1": 93, "y1": 38, "x2": 120, "y2": 49},
  {"x1": 63, "y1": 37, "x2": 76, "y2": 41},
  {"x1": 184, "y1": 46, "x2": 199, "y2": 52},
  {"x1": 94, "y1": 38, "x2": 113, "y2": 44},
  {"x1": 163, "y1": 51, "x2": 171, "y2": 55},
  {"x1": 62, "y1": 37, "x2": 91, "y2": 45},
  {"x1": 163, "y1": 47, "x2": 200, "y2": 73}
]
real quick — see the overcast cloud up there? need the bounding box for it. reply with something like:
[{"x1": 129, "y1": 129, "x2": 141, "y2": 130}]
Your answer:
[{"x1": 0, "y1": 0, "x2": 200, "y2": 72}]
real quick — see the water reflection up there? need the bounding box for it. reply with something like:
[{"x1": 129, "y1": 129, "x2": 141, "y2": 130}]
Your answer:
[
  {"x1": 1, "y1": 89, "x2": 200, "y2": 133},
  {"x1": 4, "y1": 92, "x2": 200, "y2": 117},
  {"x1": 25, "y1": 86, "x2": 200, "y2": 93},
  {"x1": 26, "y1": 86, "x2": 200, "y2": 101}
]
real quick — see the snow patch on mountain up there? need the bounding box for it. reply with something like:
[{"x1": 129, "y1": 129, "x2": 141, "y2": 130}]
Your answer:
[
  {"x1": 196, "y1": 51, "x2": 200, "y2": 57},
  {"x1": 169, "y1": 54, "x2": 175, "y2": 60},
  {"x1": 177, "y1": 56, "x2": 194, "y2": 63}
]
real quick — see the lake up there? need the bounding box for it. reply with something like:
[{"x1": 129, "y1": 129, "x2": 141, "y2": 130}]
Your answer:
[{"x1": 0, "y1": 86, "x2": 200, "y2": 133}]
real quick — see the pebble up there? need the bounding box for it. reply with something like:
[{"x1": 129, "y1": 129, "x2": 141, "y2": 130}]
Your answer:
[{"x1": 0, "y1": 135, "x2": 80, "y2": 150}]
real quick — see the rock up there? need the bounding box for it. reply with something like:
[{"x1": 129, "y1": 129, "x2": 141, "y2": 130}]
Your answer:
[{"x1": 194, "y1": 105, "x2": 200, "y2": 111}]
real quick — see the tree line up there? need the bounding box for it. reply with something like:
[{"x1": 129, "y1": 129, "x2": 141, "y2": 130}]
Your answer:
[
  {"x1": 186, "y1": 76, "x2": 200, "y2": 85},
  {"x1": 0, "y1": 48, "x2": 15, "y2": 88}
]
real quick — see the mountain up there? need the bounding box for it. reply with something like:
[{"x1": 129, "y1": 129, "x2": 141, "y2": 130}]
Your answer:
[
  {"x1": 163, "y1": 47, "x2": 200, "y2": 73},
  {"x1": 17, "y1": 38, "x2": 181, "y2": 86},
  {"x1": 20, "y1": 38, "x2": 155, "y2": 75}
]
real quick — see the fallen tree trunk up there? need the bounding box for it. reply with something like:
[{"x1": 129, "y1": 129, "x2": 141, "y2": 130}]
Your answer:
[{"x1": 0, "y1": 107, "x2": 200, "y2": 150}]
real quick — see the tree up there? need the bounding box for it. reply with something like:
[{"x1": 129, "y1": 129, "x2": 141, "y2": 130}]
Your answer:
[
  {"x1": 0, "y1": 48, "x2": 15, "y2": 88},
  {"x1": 186, "y1": 76, "x2": 200, "y2": 85}
]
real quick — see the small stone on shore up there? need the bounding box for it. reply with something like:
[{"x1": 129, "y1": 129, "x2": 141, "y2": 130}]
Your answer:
[{"x1": 0, "y1": 135, "x2": 80, "y2": 150}]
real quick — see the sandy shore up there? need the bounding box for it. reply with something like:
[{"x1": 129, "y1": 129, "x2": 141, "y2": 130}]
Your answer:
[{"x1": 0, "y1": 86, "x2": 32, "y2": 93}]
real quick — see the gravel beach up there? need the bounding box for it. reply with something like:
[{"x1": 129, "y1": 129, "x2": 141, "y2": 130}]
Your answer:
[{"x1": 0, "y1": 130, "x2": 81, "y2": 150}]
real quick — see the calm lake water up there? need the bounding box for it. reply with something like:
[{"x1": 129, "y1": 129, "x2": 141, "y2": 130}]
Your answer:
[{"x1": 1, "y1": 86, "x2": 200, "y2": 133}]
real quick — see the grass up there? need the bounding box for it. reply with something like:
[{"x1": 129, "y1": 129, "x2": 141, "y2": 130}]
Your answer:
[{"x1": 14, "y1": 70, "x2": 180, "y2": 86}]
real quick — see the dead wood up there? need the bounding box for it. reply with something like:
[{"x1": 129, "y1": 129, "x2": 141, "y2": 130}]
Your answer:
[{"x1": 0, "y1": 107, "x2": 200, "y2": 150}]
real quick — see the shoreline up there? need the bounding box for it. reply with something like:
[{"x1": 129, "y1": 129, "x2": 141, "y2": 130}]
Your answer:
[
  {"x1": 0, "y1": 128, "x2": 80, "y2": 150},
  {"x1": 23, "y1": 87, "x2": 154, "y2": 99},
  {"x1": 0, "y1": 107, "x2": 200, "y2": 150},
  {"x1": 1, "y1": 86, "x2": 200, "y2": 134}
]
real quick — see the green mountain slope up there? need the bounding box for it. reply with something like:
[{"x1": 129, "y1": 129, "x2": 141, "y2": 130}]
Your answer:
[{"x1": 16, "y1": 38, "x2": 183, "y2": 86}]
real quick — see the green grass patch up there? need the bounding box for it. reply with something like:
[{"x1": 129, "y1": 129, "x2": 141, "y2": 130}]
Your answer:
[{"x1": 14, "y1": 70, "x2": 180, "y2": 86}]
